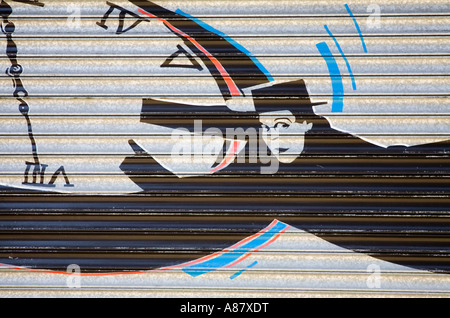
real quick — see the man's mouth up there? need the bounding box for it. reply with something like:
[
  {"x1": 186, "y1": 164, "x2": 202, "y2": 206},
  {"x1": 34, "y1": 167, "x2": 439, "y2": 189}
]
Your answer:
[{"x1": 276, "y1": 148, "x2": 290, "y2": 154}]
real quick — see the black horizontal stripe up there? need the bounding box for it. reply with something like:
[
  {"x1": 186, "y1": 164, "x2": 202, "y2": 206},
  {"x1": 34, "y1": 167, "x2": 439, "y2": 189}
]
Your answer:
[
  {"x1": 0, "y1": 210, "x2": 449, "y2": 272},
  {"x1": 1, "y1": 193, "x2": 449, "y2": 213}
]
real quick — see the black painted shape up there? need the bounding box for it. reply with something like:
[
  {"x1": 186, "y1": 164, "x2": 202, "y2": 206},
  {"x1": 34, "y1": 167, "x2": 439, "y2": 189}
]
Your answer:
[
  {"x1": 130, "y1": 0, "x2": 271, "y2": 99},
  {"x1": 48, "y1": 166, "x2": 74, "y2": 187},
  {"x1": 22, "y1": 162, "x2": 48, "y2": 185},
  {"x1": 97, "y1": 1, "x2": 149, "y2": 34},
  {"x1": 0, "y1": 1, "x2": 12, "y2": 22},
  {"x1": 1, "y1": 185, "x2": 450, "y2": 273},
  {"x1": 252, "y1": 79, "x2": 327, "y2": 114},
  {"x1": 21, "y1": 162, "x2": 74, "y2": 187},
  {"x1": 96, "y1": 5, "x2": 115, "y2": 30},
  {"x1": 128, "y1": 139, "x2": 148, "y2": 155},
  {"x1": 129, "y1": 0, "x2": 178, "y2": 18},
  {"x1": 141, "y1": 98, "x2": 257, "y2": 133},
  {"x1": 1, "y1": 2, "x2": 41, "y2": 166},
  {"x1": 0, "y1": 2, "x2": 76, "y2": 190},
  {"x1": 161, "y1": 44, "x2": 203, "y2": 71},
  {"x1": 11, "y1": 0, "x2": 44, "y2": 7},
  {"x1": 114, "y1": 72, "x2": 450, "y2": 274}
]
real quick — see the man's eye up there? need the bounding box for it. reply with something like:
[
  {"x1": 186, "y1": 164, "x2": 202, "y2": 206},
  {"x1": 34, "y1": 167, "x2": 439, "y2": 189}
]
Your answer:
[
  {"x1": 261, "y1": 125, "x2": 270, "y2": 132},
  {"x1": 275, "y1": 122, "x2": 289, "y2": 130}
]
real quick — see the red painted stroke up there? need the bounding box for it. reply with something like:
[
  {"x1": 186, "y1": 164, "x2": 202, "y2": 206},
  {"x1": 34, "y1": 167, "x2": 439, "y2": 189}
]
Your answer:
[
  {"x1": 210, "y1": 139, "x2": 242, "y2": 173},
  {"x1": 164, "y1": 219, "x2": 290, "y2": 270},
  {"x1": 0, "y1": 219, "x2": 287, "y2": 277},
  {"x1": 138, "y1": 8, "x2": 242, "y2": 97}
]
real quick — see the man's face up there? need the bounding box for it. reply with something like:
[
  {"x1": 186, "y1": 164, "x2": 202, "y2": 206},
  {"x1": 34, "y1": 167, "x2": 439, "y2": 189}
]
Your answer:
[{"x1": 259, "y1": 110, "x2": 313, "y2": 164}]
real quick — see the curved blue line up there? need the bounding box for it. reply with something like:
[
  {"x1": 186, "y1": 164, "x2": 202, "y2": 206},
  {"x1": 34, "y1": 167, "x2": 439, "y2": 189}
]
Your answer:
[
  {"x1": 324, "y1": 25, "x2": 357, "y2": 91},
  {"x1": 182, "y1": 221, "x2": 288, "y2": 277},
  {"x1": 230, "y1": 260, "x2": 258, "y2": 280},
  {"x1": 175, "y1": 8, "x2": 274, "y2": 82},
  {"x1": 316, "y1": 42, "x2": 344, "y2": 113},
  {"x1": 344, "y1": 3, "x2": 368, "y2": 53}
]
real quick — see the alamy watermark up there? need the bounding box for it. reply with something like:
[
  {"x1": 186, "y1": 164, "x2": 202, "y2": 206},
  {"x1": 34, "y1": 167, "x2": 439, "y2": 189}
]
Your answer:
[
  {"x1": 366, "y1": 4, "x2": 381, "y2": 29},
  {"x1": 66, "y1": 4, "x2": 82, "y2": 29},
  {"x1": 66, "y1": 264, "x2": 81, "y2": 288},
  {"x1": 366, "y1": 264, "x2": 382, "y2": 289},
  {"x1": 170, "y1": 120, "x2": 281, "y2": 175}
]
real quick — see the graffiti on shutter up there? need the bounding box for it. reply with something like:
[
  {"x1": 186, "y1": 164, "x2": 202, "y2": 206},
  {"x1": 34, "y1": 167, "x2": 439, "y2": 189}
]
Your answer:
[{"x1": 0, "y1": 0, "x2": 449, "y2": 296}]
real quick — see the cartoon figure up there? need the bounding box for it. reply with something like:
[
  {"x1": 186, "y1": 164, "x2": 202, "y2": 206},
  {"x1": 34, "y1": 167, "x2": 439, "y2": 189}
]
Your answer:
[
  {"x1": 122, "y1": 79, "x2": 450, "y2": 191},
  {"x1": 122, "y1": 1, "x2": 450, "y2": 189},
  {"x1": 119, "y1": 1, "x2": 450, "y2": 274}
]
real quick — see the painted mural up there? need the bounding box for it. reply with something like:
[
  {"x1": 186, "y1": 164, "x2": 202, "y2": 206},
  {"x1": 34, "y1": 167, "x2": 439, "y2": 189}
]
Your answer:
[{"x1": 0, "y1": 0, "x2": 449, "y2": 285}]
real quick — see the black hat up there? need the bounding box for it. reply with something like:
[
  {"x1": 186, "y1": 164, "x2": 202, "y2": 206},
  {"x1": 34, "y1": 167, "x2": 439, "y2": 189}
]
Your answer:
[
  {"x1": 251, "y1": 79, "x2": 326, "y2": 116},
  {"x1": 140, "y1": 98, "x2": 260, "y2": 133}
]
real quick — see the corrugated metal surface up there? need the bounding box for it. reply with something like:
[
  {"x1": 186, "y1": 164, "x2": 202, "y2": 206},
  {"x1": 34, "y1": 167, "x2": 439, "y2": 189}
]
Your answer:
[{"x1": 0, "y1": 0, "x2": 449, "y2": 298}]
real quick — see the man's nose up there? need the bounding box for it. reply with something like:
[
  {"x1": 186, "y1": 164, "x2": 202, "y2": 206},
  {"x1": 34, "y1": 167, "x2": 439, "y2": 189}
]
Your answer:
[{"x1": 267, "y1": 129, "x2": 280, "y2": 138}]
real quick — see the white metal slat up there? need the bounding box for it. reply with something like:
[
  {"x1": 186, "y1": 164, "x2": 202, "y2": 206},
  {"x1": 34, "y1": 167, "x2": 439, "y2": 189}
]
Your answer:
[{"x1": 12, "y1": 37, "x2": 450, "y2": 56}]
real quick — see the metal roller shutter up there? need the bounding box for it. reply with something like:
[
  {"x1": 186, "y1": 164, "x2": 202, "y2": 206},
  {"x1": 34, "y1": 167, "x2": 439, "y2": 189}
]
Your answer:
[{"x1": 0, "y1": 0, "x2": 449, "y2": 298}]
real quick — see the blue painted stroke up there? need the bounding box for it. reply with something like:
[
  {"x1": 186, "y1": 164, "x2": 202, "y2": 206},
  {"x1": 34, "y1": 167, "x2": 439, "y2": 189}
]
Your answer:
[
  {"x1": 175, "y1": 8, "x2": 274, "y2": 82},
  {"x1": 229, "y1": 260, "x2": 258, "y2": 280},
  {"x1": 182, "y1": 221, "x2": 288, "y2": 277},
  {"x1": 344, "y1": 3, "x2": 368, "y2": 53},
  {"x1": 324, "y1": 25, "x2": 357, "y2": 91},
  {"x1": 316, "y1": 42, "x2": 344, "y2": 113}
]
